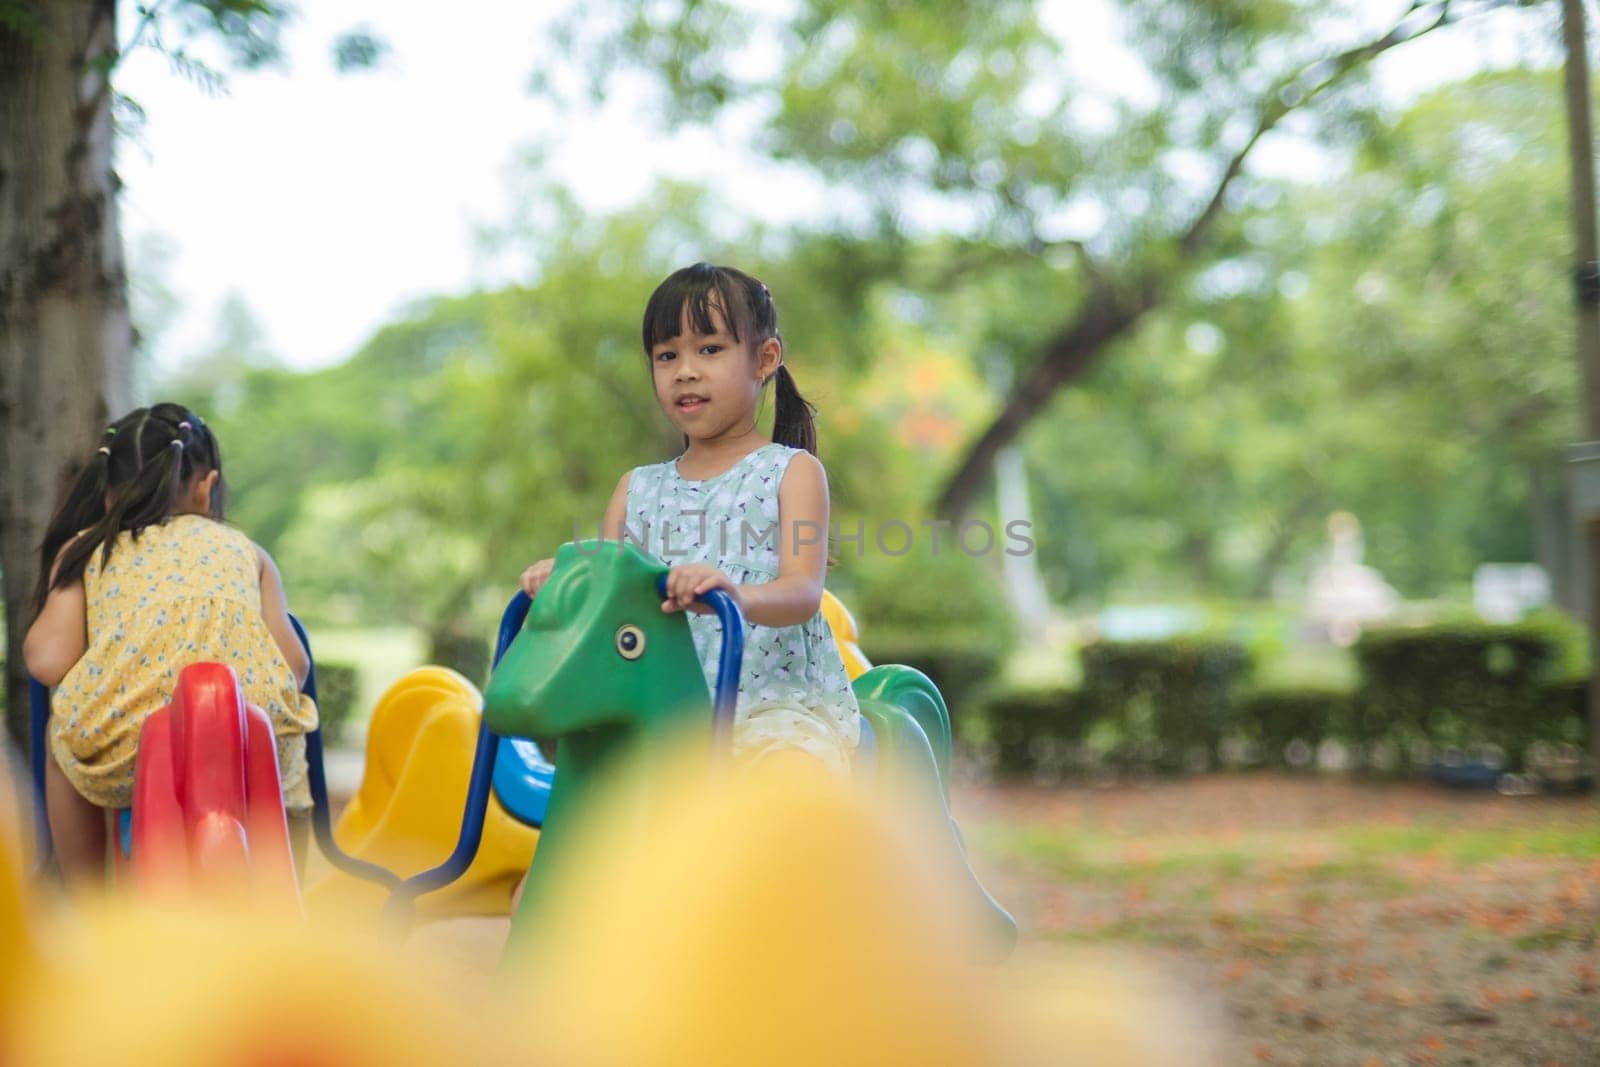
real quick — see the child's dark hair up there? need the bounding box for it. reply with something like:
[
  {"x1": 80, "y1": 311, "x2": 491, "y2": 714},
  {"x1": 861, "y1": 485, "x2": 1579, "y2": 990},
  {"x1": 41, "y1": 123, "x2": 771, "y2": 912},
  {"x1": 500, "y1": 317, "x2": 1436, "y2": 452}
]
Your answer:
[
  {"x1": 641, "y1": 262, "x2": 818, "y2": 454},
  {"x1": 33, "y1": 403, "x2": 226, "y2": 612}
]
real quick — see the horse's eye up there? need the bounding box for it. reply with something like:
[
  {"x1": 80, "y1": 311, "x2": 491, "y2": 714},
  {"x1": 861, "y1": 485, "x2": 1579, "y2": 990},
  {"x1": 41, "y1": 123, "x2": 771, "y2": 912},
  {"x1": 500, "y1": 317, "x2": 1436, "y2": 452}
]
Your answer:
[{"x1": 616, "y1": 624, "x2": 646, "y2": 660}]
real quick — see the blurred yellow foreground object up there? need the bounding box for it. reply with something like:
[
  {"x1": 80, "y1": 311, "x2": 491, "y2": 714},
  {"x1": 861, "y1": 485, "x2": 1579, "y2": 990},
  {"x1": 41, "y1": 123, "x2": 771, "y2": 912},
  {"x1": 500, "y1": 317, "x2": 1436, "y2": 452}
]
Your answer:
[{"x1": 504, "y1": 739, "x2": 1218, "y2": 1065}]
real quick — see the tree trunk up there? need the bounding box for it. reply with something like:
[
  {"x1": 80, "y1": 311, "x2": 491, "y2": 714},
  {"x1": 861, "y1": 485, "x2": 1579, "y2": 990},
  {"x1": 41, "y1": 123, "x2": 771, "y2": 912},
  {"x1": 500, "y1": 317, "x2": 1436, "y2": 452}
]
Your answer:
[
  {"x1": 0, "y1": 0, "x2": 133, "y2": 747},
  {"x1": 1528, "y1": 463, "x2": 1573, "y2": 613},
  {"x1": 1249, "y1": 494, "x2": 1324, "y2": 600},
  {"x1": 935, "y1": 277, "x2": 1161, "y2": 519},
  {"x1": 1558, "y1": 0, "x2": 1600, "y2": 773}
]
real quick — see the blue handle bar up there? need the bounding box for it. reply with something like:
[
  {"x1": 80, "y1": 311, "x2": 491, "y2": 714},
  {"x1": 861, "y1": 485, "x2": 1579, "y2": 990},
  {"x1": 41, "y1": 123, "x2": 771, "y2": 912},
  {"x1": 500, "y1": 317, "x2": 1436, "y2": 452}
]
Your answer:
[
  {"x1": 380, "y1": 592, "x2": 531, "y2": 923},
  {"x1": 654, "y1": 575, "x2": 745, "y2": 747},
  {"x1": 29, "y1": 678, "x2": 51, "y2": 875},
  {"x1": 294, "y1": 614, "x2": 402, "y2": 893}
]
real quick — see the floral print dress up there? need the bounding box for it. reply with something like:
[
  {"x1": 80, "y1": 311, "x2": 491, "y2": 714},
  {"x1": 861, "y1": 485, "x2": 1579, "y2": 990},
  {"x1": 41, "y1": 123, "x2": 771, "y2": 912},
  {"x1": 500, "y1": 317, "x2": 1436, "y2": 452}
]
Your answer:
[
  {"x1": 51, "y1": 514, "x2": 318, "y2": 811},
  {"x1": 624, "y1": 443, "x2": 861, "y2": 773}
]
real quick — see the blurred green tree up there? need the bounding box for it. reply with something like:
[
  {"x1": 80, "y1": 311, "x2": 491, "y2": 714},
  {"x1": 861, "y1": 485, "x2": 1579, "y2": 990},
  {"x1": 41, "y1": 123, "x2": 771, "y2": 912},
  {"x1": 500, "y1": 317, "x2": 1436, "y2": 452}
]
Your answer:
[
  {"x1": 1023, "y1": 67, "x2": 1577, "y2": 602},
  {"x1": 522, "y1": 0, "x2": 1532, "y2": 519}
]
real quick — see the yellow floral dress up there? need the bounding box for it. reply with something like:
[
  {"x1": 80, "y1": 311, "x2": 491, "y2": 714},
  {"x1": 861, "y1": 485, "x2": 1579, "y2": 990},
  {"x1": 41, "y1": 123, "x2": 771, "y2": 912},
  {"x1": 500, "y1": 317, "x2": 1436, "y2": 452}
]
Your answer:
[{"x1": 51, "y1": 514, "x2": 317, "y2": 812}]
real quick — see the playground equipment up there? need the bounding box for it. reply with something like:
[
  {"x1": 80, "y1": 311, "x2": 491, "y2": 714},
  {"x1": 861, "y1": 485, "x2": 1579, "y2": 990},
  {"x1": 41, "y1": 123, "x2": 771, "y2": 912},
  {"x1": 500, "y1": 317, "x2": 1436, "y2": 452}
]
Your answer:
[
  {"x1": 128, "y1": 662, "x2": 299, "y2": 900},
  {"x1": 27, "y1": 551, "x2": 1010, "y2": 959},
  {"x1": 28, "y1": 618, "x2": 398, "y2": 903},
  {"x1": 821, "y1": 589, "x2": 871, "y2": 681},
  {"x1": 312, "y1": 586, "x2": 868, "y2": 920},
  {"x1": 302, "y1": 668, "x2": 540, "y2": 918},
  {"x1": 480, "y1": 540, "x2": 1016, "y2": 954}
]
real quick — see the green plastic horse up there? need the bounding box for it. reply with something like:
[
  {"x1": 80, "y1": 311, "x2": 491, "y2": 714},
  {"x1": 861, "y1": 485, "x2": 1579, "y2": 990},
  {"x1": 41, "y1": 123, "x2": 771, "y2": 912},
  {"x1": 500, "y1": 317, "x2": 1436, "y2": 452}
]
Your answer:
[{"x1": 483, "y1": 540, "x2": 1016, "y2": 955}]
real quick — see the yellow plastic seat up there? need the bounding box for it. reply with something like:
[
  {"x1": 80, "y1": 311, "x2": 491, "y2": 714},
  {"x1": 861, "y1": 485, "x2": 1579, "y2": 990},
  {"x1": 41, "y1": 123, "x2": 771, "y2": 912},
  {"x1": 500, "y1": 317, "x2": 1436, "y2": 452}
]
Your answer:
[
  {"x1": 821, "y1": 590, "x2": 872, "y2": 681},
  {"x1": 303, "y1": 667, "x2": 538, "y2": 919}
]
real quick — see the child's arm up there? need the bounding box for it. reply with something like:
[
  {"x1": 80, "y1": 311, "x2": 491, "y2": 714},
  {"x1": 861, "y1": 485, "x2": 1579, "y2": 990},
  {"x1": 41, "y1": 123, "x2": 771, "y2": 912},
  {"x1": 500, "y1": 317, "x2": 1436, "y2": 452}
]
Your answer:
[
  {"x1": 663, "y1": 453, "x2": 830, "y2": 628},
  {"x1": 22, "y1": 548, "x2": 87, "y2": 687},
  {"x1": 256, "y1": 544, "x2": 310, "y2": 688},
  {"x1": 522, "y1": 471, "x2": 633, "y2": 597}
]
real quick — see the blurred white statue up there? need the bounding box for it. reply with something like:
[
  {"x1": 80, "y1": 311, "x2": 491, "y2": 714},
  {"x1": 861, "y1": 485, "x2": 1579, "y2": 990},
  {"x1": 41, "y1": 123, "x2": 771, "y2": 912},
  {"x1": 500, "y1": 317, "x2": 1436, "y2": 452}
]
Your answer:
[{"x1": 1305, "y1": 512, "x2": 1398, "y2": 646}]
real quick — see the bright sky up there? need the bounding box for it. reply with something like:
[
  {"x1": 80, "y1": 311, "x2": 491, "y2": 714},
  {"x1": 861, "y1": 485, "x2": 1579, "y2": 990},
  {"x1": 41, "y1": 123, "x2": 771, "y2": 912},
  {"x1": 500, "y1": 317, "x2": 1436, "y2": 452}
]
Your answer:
[{"x1": 115, "y1": 0, "x2": 1553, "y2": 376}]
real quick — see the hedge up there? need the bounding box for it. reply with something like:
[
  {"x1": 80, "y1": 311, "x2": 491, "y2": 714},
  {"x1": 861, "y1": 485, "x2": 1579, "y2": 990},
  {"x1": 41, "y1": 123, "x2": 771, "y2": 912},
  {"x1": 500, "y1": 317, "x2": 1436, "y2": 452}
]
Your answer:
[
  {"x1": 313, "y1": 662, "x2": 360, "y2": 744},
  {"x1": 979, "y1": 686, "x2": 1088, "y2": 778},
  {"x1": 429, "y1": 629, "x2": 491, "y2": 688},
  {"x1": 1079, "y1": 638, "x2": 1252, "y2": 771},
  {"x1": 1352, "y1": 621, "x2": 1576, "y2": 770},
  {"x1": 1232, "y1": 685, "x2": 1351, "y2": 767},
  {"x1": 860, "y1": 631, "x2": 1007, "y2": 723}
]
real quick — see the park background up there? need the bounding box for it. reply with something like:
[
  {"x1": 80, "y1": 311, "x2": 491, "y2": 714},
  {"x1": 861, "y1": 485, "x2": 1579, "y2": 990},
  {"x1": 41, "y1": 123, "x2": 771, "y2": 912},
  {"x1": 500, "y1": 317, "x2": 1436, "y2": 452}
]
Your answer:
[{"x1": 3, "y1": 1, "x2": 1598, "y2": 1063}]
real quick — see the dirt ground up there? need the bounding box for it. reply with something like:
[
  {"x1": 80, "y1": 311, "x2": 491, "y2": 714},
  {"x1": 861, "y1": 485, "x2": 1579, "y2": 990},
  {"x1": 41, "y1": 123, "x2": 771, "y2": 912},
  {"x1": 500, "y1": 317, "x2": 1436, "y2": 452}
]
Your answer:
[{"x1": 960, "y1": 775, "x2": 1600, "y2": 1067}]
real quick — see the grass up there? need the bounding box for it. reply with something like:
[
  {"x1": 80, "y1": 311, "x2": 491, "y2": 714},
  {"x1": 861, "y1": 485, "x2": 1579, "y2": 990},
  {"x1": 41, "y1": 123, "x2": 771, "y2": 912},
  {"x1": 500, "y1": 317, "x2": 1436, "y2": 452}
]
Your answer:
[
  {"x1": 1512, "y1": 924, "x2": 1599, "y2": 950},
  {"x1": 1048, "y1": 915, "x2": 1206, "y2": 950},
  {"x1": 971, "y1": 779, "x2": 1600, "y2": 1066},
  {"x1": 974, "y1": 819, "x2": 1600, "y2": 889},
  {"x1": 974, "y1": 823, "x2": 1285, "y2": 883},
  {"x1": 1335, "y1": 825, "x2": 1600, "y2": 863}
]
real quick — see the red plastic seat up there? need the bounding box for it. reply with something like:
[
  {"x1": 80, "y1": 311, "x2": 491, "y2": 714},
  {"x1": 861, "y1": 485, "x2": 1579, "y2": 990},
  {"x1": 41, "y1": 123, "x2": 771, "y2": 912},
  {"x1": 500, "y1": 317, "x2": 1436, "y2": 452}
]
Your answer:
[{"x1": 130, "y1": 662, "x2": 299, "y2": 903}]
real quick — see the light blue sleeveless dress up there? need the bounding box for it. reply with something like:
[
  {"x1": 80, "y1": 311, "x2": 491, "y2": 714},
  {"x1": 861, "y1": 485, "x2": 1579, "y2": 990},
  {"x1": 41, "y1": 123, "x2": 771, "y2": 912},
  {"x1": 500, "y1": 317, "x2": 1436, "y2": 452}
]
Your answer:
[{"x1": 624, "y1": 443, "x2": 861, "y2": 772}]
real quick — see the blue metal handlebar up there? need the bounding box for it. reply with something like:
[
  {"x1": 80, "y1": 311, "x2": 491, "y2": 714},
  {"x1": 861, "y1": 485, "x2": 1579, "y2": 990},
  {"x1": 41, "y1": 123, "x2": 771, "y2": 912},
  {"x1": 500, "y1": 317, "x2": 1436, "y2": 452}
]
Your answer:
[
  {"x1": 379, "y1": 592, "x2": 530, "y2": 924},
  {"x1": 654, "y1": 576, "x2": 746, "y2": 747},
  {"x1": 295, "y1": 614, "x2": 402, "y2": 892},
  {"x1": 30, "y1": 679, "x2": 51, "y2": 876}
]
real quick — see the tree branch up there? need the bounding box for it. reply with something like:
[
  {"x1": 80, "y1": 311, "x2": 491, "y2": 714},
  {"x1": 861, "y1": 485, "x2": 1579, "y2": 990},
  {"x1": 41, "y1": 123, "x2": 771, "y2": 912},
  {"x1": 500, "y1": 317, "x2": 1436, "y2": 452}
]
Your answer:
[{"x1": 933, "y1": 1, "x2": 1472, "y2": 520}]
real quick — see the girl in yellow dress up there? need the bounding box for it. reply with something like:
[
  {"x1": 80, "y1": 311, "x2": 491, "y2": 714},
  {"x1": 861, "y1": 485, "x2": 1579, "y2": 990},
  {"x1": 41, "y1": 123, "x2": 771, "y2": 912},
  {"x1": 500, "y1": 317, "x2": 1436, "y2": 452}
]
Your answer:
[{"x1": 23, "y1": 403, "x2": 318, "y2": 888}]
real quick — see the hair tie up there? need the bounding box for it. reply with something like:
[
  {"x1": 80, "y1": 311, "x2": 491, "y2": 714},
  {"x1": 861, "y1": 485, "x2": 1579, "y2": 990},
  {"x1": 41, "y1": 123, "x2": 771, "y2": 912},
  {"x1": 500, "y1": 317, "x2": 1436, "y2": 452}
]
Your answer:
[
  {"x1": 178, "y1": 421, "x2": 192, "y2": 431},
  {"x1": 97, "y1": 446, "x2": 110, "y2": 456},
  {"x1": 104, "y1": 427, "x2": 116, "y2": 437},
  {"x1": 171, "y1": 438, "x2": 184, "y2": 450}
]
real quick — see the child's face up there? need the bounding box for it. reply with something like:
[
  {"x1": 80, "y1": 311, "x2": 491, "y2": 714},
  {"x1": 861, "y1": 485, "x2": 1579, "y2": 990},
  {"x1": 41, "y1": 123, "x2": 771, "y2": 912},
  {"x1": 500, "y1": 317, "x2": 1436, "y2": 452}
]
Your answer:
[{"x1": 649, "y1": 301, "x2": 781, "y2": 442}]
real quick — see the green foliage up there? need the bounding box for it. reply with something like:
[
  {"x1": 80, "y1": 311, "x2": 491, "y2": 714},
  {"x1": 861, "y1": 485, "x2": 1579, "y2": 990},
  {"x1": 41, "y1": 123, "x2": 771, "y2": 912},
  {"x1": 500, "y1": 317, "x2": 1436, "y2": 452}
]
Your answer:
[
  {"x1": 1353, "y1": 618, "x2": 1583, "y2": 769},
  {"x1": 1233, "y1": 684, "x2": 1350, "y2": 766},
  {"x1": 521, "y1": 0, "x2": 1561, "y2": 601},
  {"x1": 1026, "y1": 66, "x2": 1579, "y2": 601},
  {"x1": 331, "y1": 29, "x2": 386, "y2": 72},
  {"x1": 1080, "y1": 638, "x2": 1253, "y2": 770},
  {"x1": 978, "y1": 686, "x2": 1086, "y2": 778},
  {"x1": 137, "y1": 8, "x2": 1582, "y2": 670},
  {"x1": 984, "y1": 615, "x2": 1587, "y2": 780},
  {"x1": 428, "y1": 629, "x2": 490, "y2": 689},
  {"x1": 169, "y1": 189, "x2": 727, "y2": 634},
  {"x1": 838, "y1": 541, "x2": 1014, "y2": 638},
  {"x1": 312, "y1": 662, "x2": 358, "y2": 744},
  {"x1": 1541, "y1": 676, "x2": 1589, "y2": 736},
  {"x1": 122, "y1": 0, "x2": 291, "y2": 93},
  {"x1": 0, "y1": 1, "x2": 45, "y2": 41},
  {"x1": 835, "y1": 535, "x2": 1017, "y2": 711}
]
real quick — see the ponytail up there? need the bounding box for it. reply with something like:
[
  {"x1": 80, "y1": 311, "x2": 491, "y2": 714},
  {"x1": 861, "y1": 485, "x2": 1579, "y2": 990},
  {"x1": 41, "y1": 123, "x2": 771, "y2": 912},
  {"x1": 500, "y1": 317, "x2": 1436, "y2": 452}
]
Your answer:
[
  {"x1": 33, "y1": 442, "x2": 114, "y2": 611},
  {"x1": 33, "y1": 404, "x2": 222, "y2": 613},
  {"x1": 771, "y1": 364, "x2": 817, "y2": 455}
]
